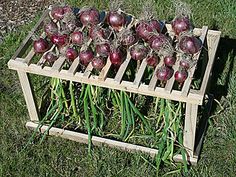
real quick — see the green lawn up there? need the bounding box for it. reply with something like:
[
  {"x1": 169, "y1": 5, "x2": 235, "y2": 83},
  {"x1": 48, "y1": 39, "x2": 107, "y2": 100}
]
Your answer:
[{"x1": 1, "y1": 0, "x2": 236, "y2": 176}]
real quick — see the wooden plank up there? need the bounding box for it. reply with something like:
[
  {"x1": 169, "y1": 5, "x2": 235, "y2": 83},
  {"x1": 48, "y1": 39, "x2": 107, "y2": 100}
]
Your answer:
[
  {"x1": 183, "y1": 103, "x2": 198, "y2": 157},
  {"x1": 68, "y1": 58, "x2": 80, "y2": 75},
  {"x1": 17, "y1": 71, "x2": 39, "y2": 121},
  {"x1": 133, "y1": 58, "x2": 147, "y2": 88},
  {"x1": 114, "y1": 53, "x2": 131, "y2": 83},
  {"x1": 164, "y1": 57, "x2": 180, "y2": 93},
  {"x1": 98, "y1": 59, "x2": 112, "y2": 81},
  {"x1": 83, "y1": 62, "x2": 93, "y2": 78},
  {"x1": 148, "y1": 59, "x2": 164, "y2": 90},
  {"x1": 199, "y1": 33, "x2": 221, "y2": 95},
  {"x1": 8, "y1": 60, "x2": 204, "y2": 105},
  {"x1": 26, "y1": 121, "x2": 198, "y2": 164},
  {"x1": 51, "y1": 56, "x2": 66, "y2": 72},
  {"x1": 11, "y1": 10, "x2": 49, "y2": 60},
  {"x1": 181, "y1": 26, "x2": 208, "y2": 96}
]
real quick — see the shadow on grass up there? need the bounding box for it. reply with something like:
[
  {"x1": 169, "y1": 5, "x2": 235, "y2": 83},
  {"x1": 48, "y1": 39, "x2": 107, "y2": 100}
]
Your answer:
[{"x1": 195, "y1": 36, "x2": 236, "y2": 160}]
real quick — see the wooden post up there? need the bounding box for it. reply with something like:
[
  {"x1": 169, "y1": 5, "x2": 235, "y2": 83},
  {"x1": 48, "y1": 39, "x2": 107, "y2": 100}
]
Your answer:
[
  {"x1": 183, "y1": 103, "x2": 198, "y2": 157},
  {"x1": 17, "y1": 71, "x2": 39, "y2": 121}
]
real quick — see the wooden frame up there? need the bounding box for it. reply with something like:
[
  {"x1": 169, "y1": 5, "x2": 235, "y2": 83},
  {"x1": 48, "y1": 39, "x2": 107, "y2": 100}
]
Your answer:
[{"x1": 8, "y1": 10, "x2": 221, "y2": 165}]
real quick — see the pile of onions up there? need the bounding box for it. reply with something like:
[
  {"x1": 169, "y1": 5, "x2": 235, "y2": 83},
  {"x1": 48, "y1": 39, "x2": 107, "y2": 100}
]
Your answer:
[{"x1": 34, "y1": 4, "x2": 205, "y2": 85}]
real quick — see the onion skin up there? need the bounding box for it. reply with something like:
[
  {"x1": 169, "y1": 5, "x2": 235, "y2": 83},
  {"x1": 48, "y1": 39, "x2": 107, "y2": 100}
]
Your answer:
[
  {"x1": 33, "y1": 38, "x2": 49, "y2": 54},
  {"x1": 156, "y1": 66, "x2": 173, "y2": 81},
  {"x1": 136, "y1": 20, "x2": 161, "y2": 41},
  {"x1": 79, "y1": 50, "x2": 94, "y2": 66},
  {"x1": 89, "y1": 26, "x2": 110, "y2": 40},
  {"x1": 96, "y1": 43, "x2": 111, "y2": 57},
  {"x1": 149, "y1": 34, "x2": 169, "y2": 51},
  {"x1": 107, "y1": 11, "x2": 126, "y2": 31},
  {"x1": 130, "y1": 44, "x2": 149, "y2": 61},
  {"x1": 179, "y1": 36, "x2": 202, "y2": 54},
  {"x1": 51, "y1": 34, "x2": 69, "y2": 47},
  {"x1": 171, "y1": 16, "x2": 191, "y2": 36},
  {"x1": 51, "y1": 6, "x2": 65, "y2": 20},
  {"x1": 79, "y1": 8, "x2": 100, "y2": 26},
  {"x1": 44, "y1": 21, "x2": 58, "y2": 37},
  {"x1": 120, "y1": 30, "x2": 137, "y2": 46},
  {"x1": 146, "y1": 54, "x2": 159, "y2": 67},
  {"x1": 164, "y1": 56, "x2": 176, "y2": 67},
  {"x1": 71, "y1": 31, "x2": 83, "y2": 46},
  {"x1": 174, "y1": 70, "x2": 188, "y2": 83},
  {"x1": 110, "y1": 48, "x2": 124, "y2": 66},
  {"x1": 92, "y1": 57, "x2": 105, "y2": 70},
  {"x1": 44, "y1": 51, "x2": 58, "y2": 63},
  {"x1": 66, "y1": 48, "x2": 78, "y2": 61},
  {"x1": 179, "y1": 59, "x2": 190, "y2": 69}
]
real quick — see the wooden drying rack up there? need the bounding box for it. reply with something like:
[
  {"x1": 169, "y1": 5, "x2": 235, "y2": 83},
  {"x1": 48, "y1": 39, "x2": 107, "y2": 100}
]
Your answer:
[{"x1": 8, "y1": 10, "x2": 221, "y2": 164}]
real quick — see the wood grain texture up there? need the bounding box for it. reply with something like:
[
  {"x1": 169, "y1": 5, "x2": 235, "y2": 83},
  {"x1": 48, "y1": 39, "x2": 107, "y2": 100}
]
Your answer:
[{"x1": 17, "y1": 71, "x2": 39, "y2": 121}]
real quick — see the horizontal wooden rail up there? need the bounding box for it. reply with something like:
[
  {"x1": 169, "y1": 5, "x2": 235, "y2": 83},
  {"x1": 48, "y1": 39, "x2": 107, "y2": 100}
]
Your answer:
[
  {"x1": 8, "y1": 60, "x2": 204, "y2": 105},
  {"x1": 26, "y1": 121, "x2": 198, "y2": 165}
]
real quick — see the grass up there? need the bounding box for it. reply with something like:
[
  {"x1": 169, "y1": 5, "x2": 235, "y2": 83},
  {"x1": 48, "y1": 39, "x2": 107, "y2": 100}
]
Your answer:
[{"x1": 1, "y1": 0, "x2": 236, "y2": 176}]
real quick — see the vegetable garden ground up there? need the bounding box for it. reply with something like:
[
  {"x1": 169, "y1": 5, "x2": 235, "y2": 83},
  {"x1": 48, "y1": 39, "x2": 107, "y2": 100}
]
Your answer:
[{"x1": 0, "y1": 0, "x2": 236, "y2": 176}]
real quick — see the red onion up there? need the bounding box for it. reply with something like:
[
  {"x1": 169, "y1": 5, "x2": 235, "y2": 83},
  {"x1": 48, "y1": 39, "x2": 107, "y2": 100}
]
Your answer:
[
  {"x1": 149, "y1": 34, "x2": 170, "y2": 52},
  {"x1": 136, "y1": 20, "x2": 161, "y2": 41},
  {"x1": 171, "y1": 16, "x2": 191, "y2": 36},
  {"x1": 174, "y1": 69, "x2": 188, "y2": 83},
  {"x1": 107, "y1": 11, "x2": 126, "y2": 30},
  {"x1": 44, "y1": 21, "x2": 58, "y2": 37},
  {"x1": 66, "y1": 47, "x2": 78, "y2": 61},
  {"x1": 92, "y1": 56, "x2": 105, "y2": 70},
  {"x1": 146, "y1": 54, "x2": 159, "y2": 67},
  {"x1": 120, "y1": 29, "x2": 137, "y2": 46},
  {"x1": 96, "y1": 43, "x2": 111, "y2": 57},
  {"x1": 71, "y1": 31, "x2": 83, "y2": 46},
  {"x1": 130, "y1": 44, "x2": 149, "y2": 61},
  {"x1": 164, "y1": 56, "x2": 176, "y2": 67},
  {"x1": 79, "y1": 49, "x2": 94, "y2": 66},
  {"x1": 89, "y1": 26, "x2": 110, "y2": 40},
  {"x1": 33, "y1": 38, "x2": 49, "y2": 54},
  {"x1": 149, "y1": 20, "x2": 161, "y2": 33},
  {"x1": 79, "y1": 8, "x2": 100, "y2": 26},
  {"x1": 156, "y1": 66, "x2": 173, "y2": 81},
  {"x1": 109, "y1": 48, "x2": 124, "y2": 66},
  {"x1": 63, "y1": 6, "x2": 72, "y2": 14},
  {"x1": 51, "y1": 6, "x2": 64, "y2": 20},
  {"x1": 51, "y1": 33, "x2": 69, "y2": 47},
  {"x1": 44, "y1": 51, "x2": 58, "y2": 63},
  {"x1": 179, "y1": 59, "x2": 191, "y2": 69},
  {"x1": 179, "y1": 35, "x2": 202, "y2": 54}
]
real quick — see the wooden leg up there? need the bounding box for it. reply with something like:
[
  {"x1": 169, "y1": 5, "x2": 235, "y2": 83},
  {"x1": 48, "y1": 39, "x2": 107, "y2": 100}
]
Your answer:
[
  {"x1": 17, "y1": 71, "x2": 39, "y2": 121},
  {"x1": 183, "y1": 103, "x2": 198, "y2": 157}
]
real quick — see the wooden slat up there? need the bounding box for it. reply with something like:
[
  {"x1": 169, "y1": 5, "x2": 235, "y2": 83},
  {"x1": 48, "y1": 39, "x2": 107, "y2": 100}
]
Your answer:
[
  {"x1": 17, "y1": 71, "x2": 39, "y2": 121},
  {"x1": 164, "y1": 56, "x2": 180, "y2": 93},
  {"x1": 11, "y1": 10, "x2": 49, "y2": 60},
  {"x1": 148, "y1": 59, "x2": 164, "y2": 90},
  {"x1": 181, "y1": 26, "x2": 208, "y2": 96},
  {"x1": 114, "y1": 53, "x2": 131, "y2": 83},
  {"x1": 83, "y1": 62, "x2": 93, "y2": 78},
  {"x1": 26, "y1": 121, "x2": 198, "y2": 164},
  {"x1": 51, "y1": 56, "x2": 66, "y2": 71},
  {"x1": 133, "y1": 58, "x2": 147, "y2": 88},
  {"x1": 183, "y1": 103, "x2": 198, "y2": 157},
  {"x1": 68, "y1": 58, "x2": 80, "y2": 75},
  {"x1": 199, "y1": 33, "x2": 221, "y2": 95},
  {"x1": 98, "y1": 59, "x2": 112, "y2": 80}
]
